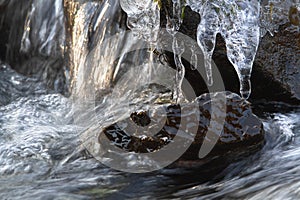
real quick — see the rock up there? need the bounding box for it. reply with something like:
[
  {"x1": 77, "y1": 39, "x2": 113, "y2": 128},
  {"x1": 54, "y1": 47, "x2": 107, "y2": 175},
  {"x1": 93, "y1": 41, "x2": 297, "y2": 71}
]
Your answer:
[
  {"x1": 100, "y1": 91, "x2": 265, "y2": 164},
  {"x1": 254, "y1": 24, "x2": 300, "y2": 102}
]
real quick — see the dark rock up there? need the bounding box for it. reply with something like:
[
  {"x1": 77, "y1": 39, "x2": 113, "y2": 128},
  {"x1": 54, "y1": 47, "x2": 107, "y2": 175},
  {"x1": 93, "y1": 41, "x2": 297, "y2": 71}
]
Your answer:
[
  {"x1": 130, "y1": 111, "x2": 152, "y2": 127},
  {"x1": 100, "y1": 91, "x2": 264, "y2": 164},
  {"x1": 254, "y1": 24, "x2": 300, "y2": 102}
]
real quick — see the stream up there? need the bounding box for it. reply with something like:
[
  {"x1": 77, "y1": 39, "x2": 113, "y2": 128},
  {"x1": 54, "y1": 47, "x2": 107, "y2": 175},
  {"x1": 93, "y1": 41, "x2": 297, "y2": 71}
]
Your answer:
[{"x1": 0, "y1": 0, "x2": 300, "y2": 199}]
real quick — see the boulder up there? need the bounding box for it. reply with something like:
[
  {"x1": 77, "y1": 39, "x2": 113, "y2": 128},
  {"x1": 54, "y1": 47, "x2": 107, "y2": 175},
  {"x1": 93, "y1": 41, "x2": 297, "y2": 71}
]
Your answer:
[{"x1": 100, "y1": 91, "x2": 265, "y2": 164}]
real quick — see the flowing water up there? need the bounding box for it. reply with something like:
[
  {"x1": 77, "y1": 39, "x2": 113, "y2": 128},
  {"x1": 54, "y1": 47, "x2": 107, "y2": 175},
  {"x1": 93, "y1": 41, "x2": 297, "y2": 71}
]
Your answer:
[{"x1": 0, "y1": 0, "x2": 300, "y2": 199}]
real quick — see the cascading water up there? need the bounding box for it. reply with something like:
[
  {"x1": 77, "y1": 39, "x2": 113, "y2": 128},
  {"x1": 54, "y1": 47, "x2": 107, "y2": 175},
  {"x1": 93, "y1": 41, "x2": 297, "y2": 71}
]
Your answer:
[{"x1": 0, "y1": 0, "x2": 67, "y2": 93}]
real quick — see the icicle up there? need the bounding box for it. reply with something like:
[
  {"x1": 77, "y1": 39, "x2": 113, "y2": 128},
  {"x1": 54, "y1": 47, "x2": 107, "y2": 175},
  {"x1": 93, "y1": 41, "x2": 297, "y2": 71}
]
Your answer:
[
  {"x1": 196, "y1": 6, "x2": 219, "y2": 86},
  {"x1": 221, "y1": 1, "x2": 260, "y2": 99},
  {"x1": 172, "y1": 37, "x2": 185, "y2": 102},
  {"x1": 187, "y1": 0, "x2": 261, "y2": 99},
  {"x1": 260, "y1": 0, "x2": 300, "y2": 36},
  {"x1": 120, "y1": 0, "x2": 161, "y2": 90},
  {"x1": 166, "y1": 0, "x2": 186, "y2": 102},
  {"x1": 120, "y1": 0, "x2": 160, "y2": 43}
]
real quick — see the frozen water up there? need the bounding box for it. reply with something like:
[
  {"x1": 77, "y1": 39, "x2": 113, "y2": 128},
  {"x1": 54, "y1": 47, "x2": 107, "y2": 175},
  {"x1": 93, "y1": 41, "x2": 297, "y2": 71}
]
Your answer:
[
  {"x1": 168, "y1": 0, "x2": 186, "y2": 102},
  {"x1": 120, "y1": 0, "x2": 160, "y2": 43},
  {"x1": 187, "y1": 0, "x2": 261, "y2": 99},
  {"x1": 121, "y1": 0, "x2": 262, "y2": 99},
  {"x1": 260, "y1": 0, "x2": 300, "y2": 35},
  {"x1": 113, "y1": 0, "x2": 299, "y2": 100}
]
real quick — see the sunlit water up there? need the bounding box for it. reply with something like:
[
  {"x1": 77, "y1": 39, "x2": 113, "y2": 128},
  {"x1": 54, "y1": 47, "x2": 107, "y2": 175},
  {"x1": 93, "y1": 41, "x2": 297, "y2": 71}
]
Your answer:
[
  {"x1": 1, "y1": 0, "x2": 300, "y2": 199},
  {"x1": 1, "y1": 66, "x2": 300, "y2": 199}
]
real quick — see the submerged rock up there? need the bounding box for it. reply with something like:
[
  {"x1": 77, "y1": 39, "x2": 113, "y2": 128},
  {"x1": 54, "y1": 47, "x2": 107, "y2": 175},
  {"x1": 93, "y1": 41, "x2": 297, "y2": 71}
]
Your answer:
[{"x1": 101, "y1": 91, "x2": 264, "y2": 164}]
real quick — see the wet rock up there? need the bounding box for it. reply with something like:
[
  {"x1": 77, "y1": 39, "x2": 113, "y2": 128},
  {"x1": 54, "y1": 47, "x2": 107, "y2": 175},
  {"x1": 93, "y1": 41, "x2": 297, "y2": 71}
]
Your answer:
[
  {"x1": 64, "y1": 0, "x2": 128, "y2": 94},
  {"x1": 100, "y1": 91, "x2": 265, "y2": 164},
  {"x1": 254, "y1": 24, "x2": 300, "y2": 102}
]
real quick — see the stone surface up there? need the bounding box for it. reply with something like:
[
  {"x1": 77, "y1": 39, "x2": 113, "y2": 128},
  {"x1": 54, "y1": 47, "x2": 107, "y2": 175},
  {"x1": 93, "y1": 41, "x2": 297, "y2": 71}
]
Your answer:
[{"x1": 101, "y1": 91, "x2": 265, "y2": 163}]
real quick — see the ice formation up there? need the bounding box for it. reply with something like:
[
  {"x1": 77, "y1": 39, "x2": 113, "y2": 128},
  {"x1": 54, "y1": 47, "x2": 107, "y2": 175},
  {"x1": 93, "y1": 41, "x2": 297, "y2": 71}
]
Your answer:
[
  {"x1": 120, "y1": 0, "x2": 298, "y2": 99},
  {"x1": 166, "y1": 0, "x2": 186, "y2": 102},
  {"x1": 260, "y1": 0, "x2": 300, "y2": 35},
  {"x1": 186, "y1": 0, "x2": 261, "y2": 99},
  {"x1": 120, "y1": 0, "x2": 160, "y2": 43}
]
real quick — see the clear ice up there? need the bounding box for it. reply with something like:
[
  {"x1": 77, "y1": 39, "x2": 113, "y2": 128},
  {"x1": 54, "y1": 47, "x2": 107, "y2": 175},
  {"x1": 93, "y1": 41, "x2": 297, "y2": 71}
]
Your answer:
[
  {"x1": 187, "y1": 0, "x2": 261, "y2": 99},
  {"x1": 120, "y1": 0, "x2": 299, "y2": 99},
  {"x1": 167, "y1": 0, "x2": 186, "y2": 102},
  {"x1": 120, "y1": 0, "x2": 160, "y2": 43},
  {"x1": 260, "y1": 0, "x2": 300, "y2": 36}
]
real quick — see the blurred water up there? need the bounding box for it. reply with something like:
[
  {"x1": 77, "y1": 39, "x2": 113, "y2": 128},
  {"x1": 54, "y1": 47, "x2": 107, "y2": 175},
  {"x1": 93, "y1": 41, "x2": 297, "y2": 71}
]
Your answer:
[
  {"x1": 0, "y1": 0, "x2": 300, "y2": 199},
  {"x1": 0, "y1": 71, "x2": 299, "y2": 199}
]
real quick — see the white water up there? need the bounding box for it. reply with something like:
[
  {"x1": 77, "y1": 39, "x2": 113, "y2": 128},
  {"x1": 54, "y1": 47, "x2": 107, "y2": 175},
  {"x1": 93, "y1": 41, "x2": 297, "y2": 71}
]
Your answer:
[{"x1": 0, "y1": 0, "x2": 300, "y2": 199}]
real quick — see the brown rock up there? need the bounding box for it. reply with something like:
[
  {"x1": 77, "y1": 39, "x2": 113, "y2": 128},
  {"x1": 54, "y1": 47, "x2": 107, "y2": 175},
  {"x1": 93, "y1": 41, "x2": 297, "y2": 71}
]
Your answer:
[{"x1": 100, "y1": 91, "x2": 265, "y2": 163}]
